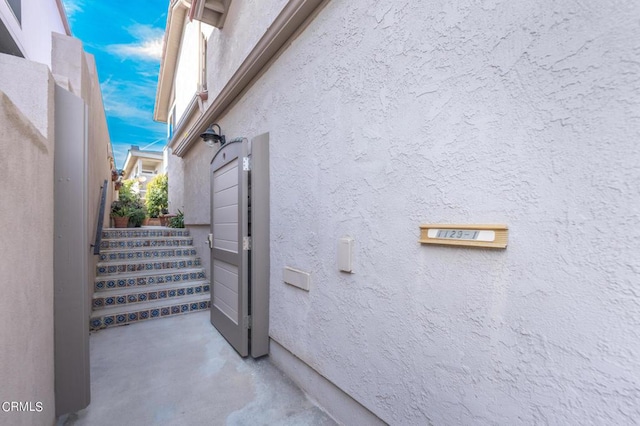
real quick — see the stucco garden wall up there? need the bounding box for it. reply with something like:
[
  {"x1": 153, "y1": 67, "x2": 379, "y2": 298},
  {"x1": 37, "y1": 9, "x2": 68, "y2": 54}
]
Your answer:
[
  {"x1": 180, "y1": 0, "x2": 640, "y2": 424},
  {"x1": 0, "y1": 55, "x2": 55, "y2": 426}
]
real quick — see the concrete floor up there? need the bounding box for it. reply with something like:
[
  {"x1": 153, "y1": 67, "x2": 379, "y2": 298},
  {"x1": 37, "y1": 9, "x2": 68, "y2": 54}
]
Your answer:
[{"x1": 58, "y1": 311, "x2": 337, "y2": 426}]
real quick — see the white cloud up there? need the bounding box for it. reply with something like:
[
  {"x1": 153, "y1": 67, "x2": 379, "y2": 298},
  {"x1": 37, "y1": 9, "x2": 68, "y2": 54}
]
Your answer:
[
  {"x1": 107, "y1": 24, "x2": 164, "y2": 61},
  {"x1": 100, "y1": 77, "x2": 155, "y2": 122},
  {"x1": 61, "y1": 0, "x2": 84, "y2": 18}
]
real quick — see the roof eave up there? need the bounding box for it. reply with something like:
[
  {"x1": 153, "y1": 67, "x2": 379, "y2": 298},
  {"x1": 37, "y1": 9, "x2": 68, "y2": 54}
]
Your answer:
[{"x1": 154, "y1": 0, "x2": 189, "y2": 123}]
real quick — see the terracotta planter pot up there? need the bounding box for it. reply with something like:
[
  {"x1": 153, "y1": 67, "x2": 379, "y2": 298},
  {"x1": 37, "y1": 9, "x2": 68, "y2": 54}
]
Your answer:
[
  {"x1": 113, "y1": 216, "x2": 129, "y2": 228},
  {"x1": 160, "y1": 215, "x2": 176, "y2": 227}
]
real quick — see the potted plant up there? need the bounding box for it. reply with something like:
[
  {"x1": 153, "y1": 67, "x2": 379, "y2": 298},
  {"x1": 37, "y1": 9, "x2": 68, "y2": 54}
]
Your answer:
[
  {"x1": 168, "y1": 210, "x2": 184, "y2": 228},
  {"x1": 110, "y1": 201, "x2": 129, "y2": 228},
  {"x1": 128, "y1": 206, "x2": 147, "y2": 228},
  {"x1": 145, "y1": 174, "x2": 168, "y2": 225},
  {"x1": 110, "y1": 180, "x2": 146, "y2": 228}
]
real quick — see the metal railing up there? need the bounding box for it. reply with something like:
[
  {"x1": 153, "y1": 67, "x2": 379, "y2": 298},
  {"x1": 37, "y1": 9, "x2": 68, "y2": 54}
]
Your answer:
[{"x1": 92, "y1": 179, "x2": 108, "y2": 255}]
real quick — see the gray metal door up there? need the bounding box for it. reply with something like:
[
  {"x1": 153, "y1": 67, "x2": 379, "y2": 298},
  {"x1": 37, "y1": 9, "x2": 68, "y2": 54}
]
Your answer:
[{"x1": 210, "y1": 139, "x2": 249, "y2": 357}]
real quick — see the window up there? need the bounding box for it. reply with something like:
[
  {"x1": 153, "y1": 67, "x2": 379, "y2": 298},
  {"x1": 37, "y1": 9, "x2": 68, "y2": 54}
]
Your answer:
[
  {"x1": 6, "y1": 0, "x2": 21, "y2": 24},
  {"x1": 200, "y1": 34, "x2": 207, "y2": 91},
  {"x1": 168, "y1": 104, "x2": 176, "y2": 141}
]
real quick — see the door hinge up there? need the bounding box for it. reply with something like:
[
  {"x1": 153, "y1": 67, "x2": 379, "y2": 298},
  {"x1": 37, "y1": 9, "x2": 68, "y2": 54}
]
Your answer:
[
  {"x1": 243, "y1": 157, "x2": 251, "y2": 171},
  {"x1": 244, "y1": 315, "x2": 252, "y2": 329},
  {"x1": 243, "y1": 236, "x2": 252, "y2": 250}
]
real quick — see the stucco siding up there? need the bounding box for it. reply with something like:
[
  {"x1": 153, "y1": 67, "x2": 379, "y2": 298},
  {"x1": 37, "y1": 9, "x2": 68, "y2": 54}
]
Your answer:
[
  {"x1": 0, "y1": 60, "x2": 55, "y2": 426},
  {"x1": 176, "y1": 0, "x2": 640, "y2": 423},
  {"x1": 203, "y1": 0, "x2": 289, "y2": 106}
]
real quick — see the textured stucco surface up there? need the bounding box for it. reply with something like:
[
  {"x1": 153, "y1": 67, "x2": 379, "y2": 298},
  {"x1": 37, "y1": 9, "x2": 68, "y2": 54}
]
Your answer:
[
  {"x1": 0, "y1": 63, "x2": 56, "y2": 425},
  {"x1": 203, "y1": 0, "x2": 289, "y2": 106},
  {"x1": 0, "y1": 53, "x2": 54, "y2": 140},
  {"x1": 173, "y1": 0, "x2": 640, "y2": 424}
]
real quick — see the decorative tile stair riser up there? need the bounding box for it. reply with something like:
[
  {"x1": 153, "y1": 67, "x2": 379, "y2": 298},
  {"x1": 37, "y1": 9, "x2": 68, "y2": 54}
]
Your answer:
[
  {"x1": 91, "y1": 227, "x2": 210, "y2": 331},
  {"x1": 99, "y1": 237, "x2": 194, "y2": 250},
  {"x1": 98, "y1": 248, "x2": 197, "y2": 262},
  {"x1": 96, "y1": 258, "x2": 201, "y2": 275}
]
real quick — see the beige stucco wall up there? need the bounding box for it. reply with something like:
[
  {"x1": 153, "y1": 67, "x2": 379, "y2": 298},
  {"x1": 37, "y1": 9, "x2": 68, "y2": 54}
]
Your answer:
[
  {"x1": 52, "y1": 33, "x2": 114, "y2": 300},
  {"x1": 171, "y1": 0, "x2": 640, "y2": 424},
  {"x1": 0, "y1": 55, "x2": 56, "y2": 426}
]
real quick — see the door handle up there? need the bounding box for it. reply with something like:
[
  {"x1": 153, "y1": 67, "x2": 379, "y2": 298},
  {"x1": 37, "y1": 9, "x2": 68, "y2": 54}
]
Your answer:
[{"x1": 207, "y1": 233, "x2": 213, "y2": 249}]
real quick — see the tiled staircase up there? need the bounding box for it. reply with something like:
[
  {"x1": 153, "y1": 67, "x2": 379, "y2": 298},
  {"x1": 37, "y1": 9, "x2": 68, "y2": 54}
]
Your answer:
[{"x1": 90, "y1": 227, "x2": 210, "y2": 330}]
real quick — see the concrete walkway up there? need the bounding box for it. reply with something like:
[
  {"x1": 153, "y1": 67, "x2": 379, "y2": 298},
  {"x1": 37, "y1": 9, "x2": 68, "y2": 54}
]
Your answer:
[{"x1": 58, "y1": 311, "x2": 337, "y2": 426}]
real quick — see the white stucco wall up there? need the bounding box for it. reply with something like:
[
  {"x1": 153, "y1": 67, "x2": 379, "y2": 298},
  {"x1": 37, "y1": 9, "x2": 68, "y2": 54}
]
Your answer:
[
  {"x1": 171, "y1": 0, "x2": 640, "y2": 423},
  {"x1": 203, "y1": 0, "x2": 288, "y2": 105},
  {"x1": 0, "y1": 55, "x2": 55, "y2": 426},
  {"x1": 0, "y1": 0, "x2": 67, "y2": 65},
  {"x1": 173, "y1": 19, "x2": 204, "y2": 123}
]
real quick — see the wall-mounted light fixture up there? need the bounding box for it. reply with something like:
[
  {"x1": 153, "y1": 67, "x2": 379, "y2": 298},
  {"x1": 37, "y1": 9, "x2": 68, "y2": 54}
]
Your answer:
[{"x1": 200, "y1": 123, "x2": 226, "y2": 147}]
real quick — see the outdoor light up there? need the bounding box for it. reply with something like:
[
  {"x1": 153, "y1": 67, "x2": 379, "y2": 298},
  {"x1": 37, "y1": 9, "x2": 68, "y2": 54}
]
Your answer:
[{"x1": 200, "y1": 123, "x2": 226, "y2": 147}]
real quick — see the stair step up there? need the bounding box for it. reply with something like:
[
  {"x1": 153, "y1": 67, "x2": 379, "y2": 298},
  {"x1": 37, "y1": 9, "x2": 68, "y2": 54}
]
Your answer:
[
  {"x1": 98, "y1": 247, "x2": 198, "y2": 262},
  {"x1": 92, "y1": 280, "x2": 210, "y2": 310},
  {"x1": 90, "y1": 294, "x2": 211, "y2": 330},
  {"x1": 94, "y1": 267, "x2": 206, "y2": 292},
  {"x1": 99, "y1": 236, "x2": 194, "y2": 250},
  {"x1": 101, "y1": 228, "x2": 190, "y2": 239},
  {"x1": 96, "y1": 257, "x2": 201, "y2": 276}
]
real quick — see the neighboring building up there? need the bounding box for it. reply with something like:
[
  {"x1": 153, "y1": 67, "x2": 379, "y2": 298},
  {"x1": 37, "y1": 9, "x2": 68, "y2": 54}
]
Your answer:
[
  {"x1": 155, "y1": 0, "x2": 640, "y2": 424},
  {"x1": 122, "y1": 145, "x2": 165, "y2": 200},
  {"x1": 0, "y1": 1, "x2": 114, "y2": 425}
]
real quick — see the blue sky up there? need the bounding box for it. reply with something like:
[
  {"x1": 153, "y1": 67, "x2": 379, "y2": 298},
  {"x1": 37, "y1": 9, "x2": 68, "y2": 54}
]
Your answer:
[{"x1": 61, "y1": 0, "x2": 168, "y2": 168}]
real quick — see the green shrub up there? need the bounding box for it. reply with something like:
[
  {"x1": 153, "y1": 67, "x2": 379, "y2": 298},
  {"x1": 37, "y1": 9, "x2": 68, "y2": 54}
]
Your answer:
[
  {"x1": 168, "y1": 210, "x2": 184, "y2": 228},
  {"x1": 118, "y1": 179, "x2": 139, "y2": 206},
  {"x1": 111, "y1": 179, "x2": 145, "y2": 226},
  {"x1": 129, "y1": 207, "x2": 147, "y2": 228},
  {"x1": 145, "y1": 174, "x2": 168, "y2": 218},
  {"x1": 110, "y1": 200, "x2": 129, "y2": 217}
]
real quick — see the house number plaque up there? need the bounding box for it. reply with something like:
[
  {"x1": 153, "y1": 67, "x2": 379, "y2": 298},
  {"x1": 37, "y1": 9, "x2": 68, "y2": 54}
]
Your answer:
[{"x1": 419, "y1": 224, "x2": 508, "y2": 249}]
